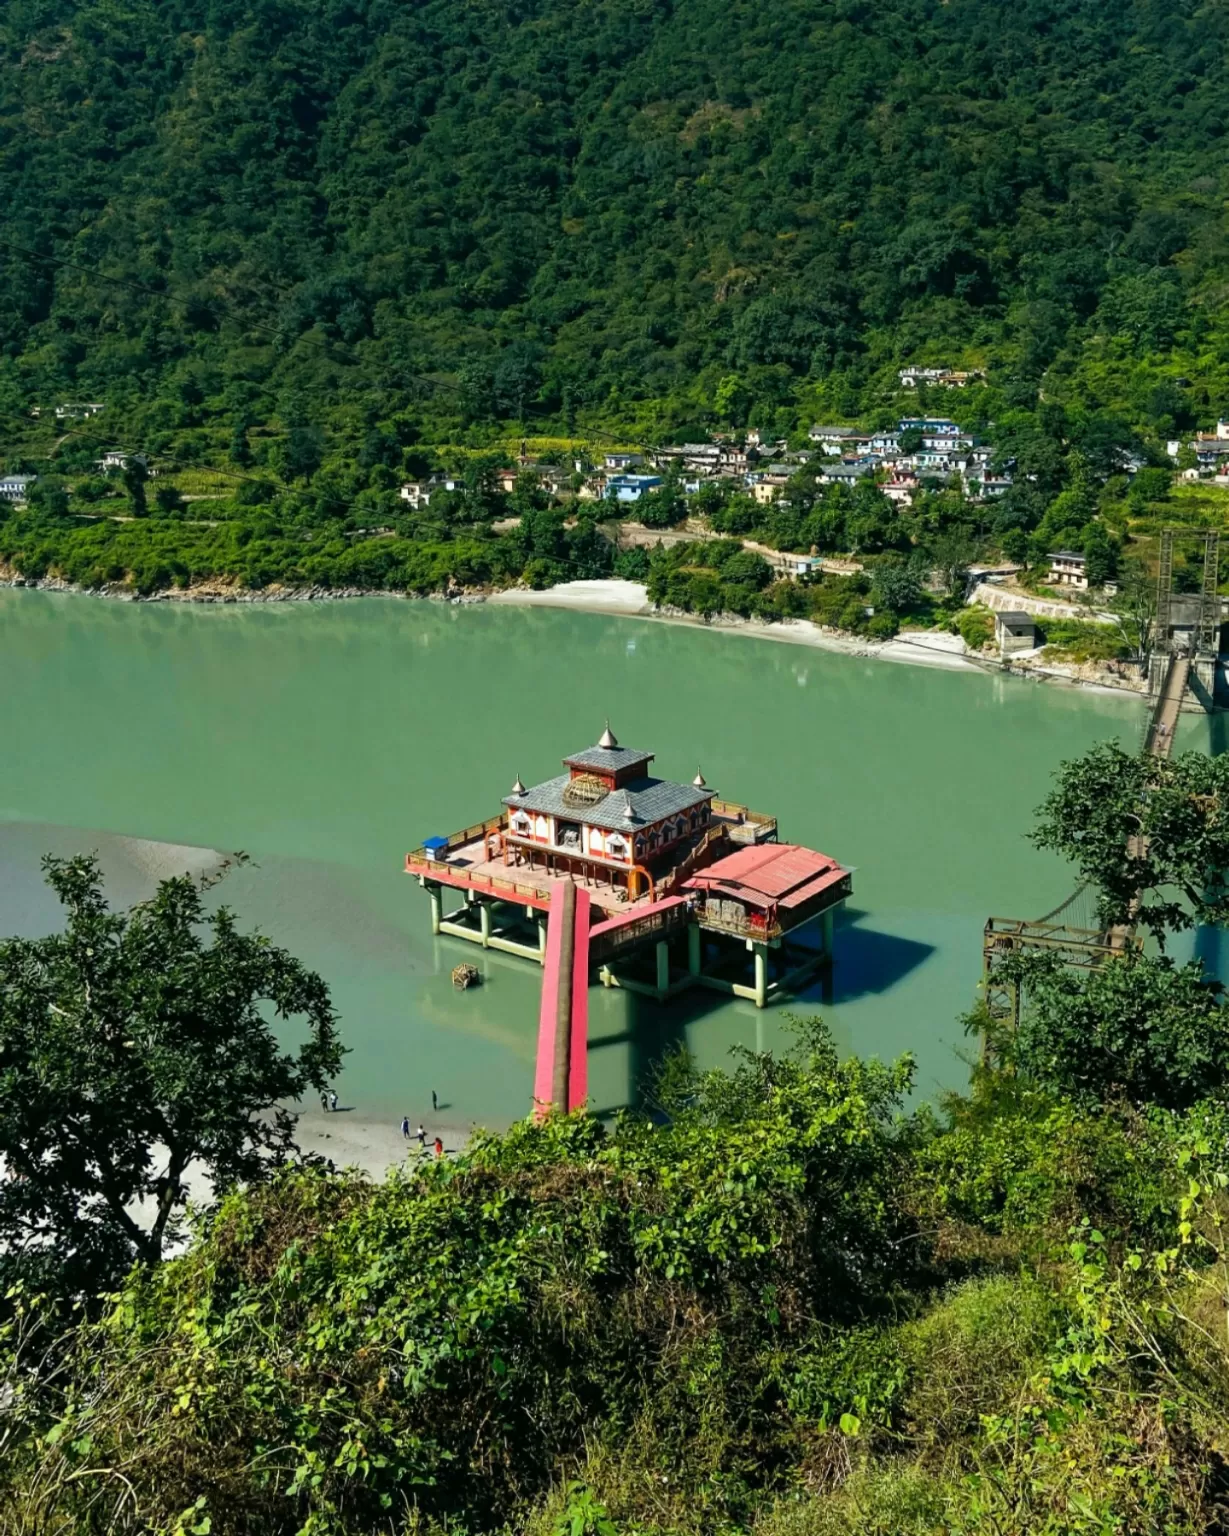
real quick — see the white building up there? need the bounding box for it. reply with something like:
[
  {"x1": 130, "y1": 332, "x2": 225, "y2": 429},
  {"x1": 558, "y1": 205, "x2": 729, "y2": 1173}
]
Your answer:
[{"x1": 0, "y1": 475, "x2": 36, "y2": 503}]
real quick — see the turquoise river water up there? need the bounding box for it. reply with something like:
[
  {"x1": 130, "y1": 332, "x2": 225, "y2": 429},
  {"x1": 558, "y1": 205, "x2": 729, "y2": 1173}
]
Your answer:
[{"x1": 0, "y1": 590, "x2": 1198, "y2": 1126}]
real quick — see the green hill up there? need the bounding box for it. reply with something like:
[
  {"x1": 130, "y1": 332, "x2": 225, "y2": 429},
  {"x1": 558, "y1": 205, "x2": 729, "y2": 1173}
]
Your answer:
[
  {"x1": 4, "y1": 0, "x2": 1229, "y2": 437},
  {"x1": 2, "y1": 0, "x2": 1229, "y2": 591}
]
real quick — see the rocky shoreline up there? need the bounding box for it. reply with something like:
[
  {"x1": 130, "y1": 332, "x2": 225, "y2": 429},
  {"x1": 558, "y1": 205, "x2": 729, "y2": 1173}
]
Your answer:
[{"x1": 0, "y1": 569, "x2": 445, "y2": 604}]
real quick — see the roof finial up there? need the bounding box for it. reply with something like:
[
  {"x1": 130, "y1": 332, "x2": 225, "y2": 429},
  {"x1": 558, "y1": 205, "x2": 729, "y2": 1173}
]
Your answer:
[
  {"x1": 693, "y1": 767, "x2": 707, "y2": 788},
  {"x1": 623, "y1": 800, "x2": 639, "y2": 823},
  {"x1": 511, "y1": 773, "x2": 526, "y2": 796},
  {"x1": 598, "y1": 719, "x2": 618, "y2": 750}
]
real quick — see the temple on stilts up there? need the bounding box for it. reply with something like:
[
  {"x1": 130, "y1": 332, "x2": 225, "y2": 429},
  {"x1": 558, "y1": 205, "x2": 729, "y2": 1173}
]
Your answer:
[{"x1": 405, "y1": 725, "x2": 852, "y2": 1116}]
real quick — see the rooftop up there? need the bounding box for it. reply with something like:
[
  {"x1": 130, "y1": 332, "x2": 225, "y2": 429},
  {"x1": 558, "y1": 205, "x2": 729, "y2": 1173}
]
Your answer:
[
  {"x1": 564, "y1": 741, "x2": 655, "y2": 776},
  {"x1": 684, "y1": 843, "x2": 848, "y2": 910},
  {"x1": 995, "y1": 611, "x2": 1036, "y2": 627},
  {"x1": 506, "y1": 772, "x2": 712, "y2": 832}
]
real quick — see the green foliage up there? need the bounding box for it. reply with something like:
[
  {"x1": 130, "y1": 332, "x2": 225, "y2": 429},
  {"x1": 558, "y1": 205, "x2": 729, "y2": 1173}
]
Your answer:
[
  {"x1": 1009, "y1": 952, "x2": 1229, "y2": 1110},
  {"x1": 0, "y1": 1022, "x2": 922, "y2": 1533},
  {"x1": 1036, "y1": 618, "x2": 1128, "y2": 664},
  {"x1": 0, "y1": 855, "x2": 342, "y2": 1295},
  {"x1": 954, "y1": 605, "x2": 994, "y2": 651},
  {"x1": 1032, "y1": 742, "x2": 1229, "y2": 939}
]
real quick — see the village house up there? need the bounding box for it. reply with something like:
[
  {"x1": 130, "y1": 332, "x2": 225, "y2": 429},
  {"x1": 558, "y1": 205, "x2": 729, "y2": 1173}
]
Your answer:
[
  {"x1": 652, "y1": 443, "x2": 721, "y2": 475},
  {"x1": 818, "y1": 461, "x2": 874, "y2": 487},
  {"x1": 399, "y1": 474, "x2": 461, "y2": 509},
  {"x1": 1047, "y1": 551, "x2": 1089, "y2": 590},
  {"x1": 0, "y1": 474, "x2": 36, "y2": 503},
  {"x1": 96, "y1": 450, "x2": 147, "y2": 472},
  {"x1": 606, "y1": 473, "x2": 663, "y2": 503},
  {"x1": 898, "y1": 367, "x2": 984, "y2": 389},
  {"x1": 882, "y1": 471, "x2": 919, "y2": 505},
  {"x1": 772, "y1": 552, "x2": 824, "y2": 579},
  {"x1": 967, "y1": 473, "x2": 1013, "y2": 500},
  {"x1": 494, "y1": 462, "x2": 571, "y2": 496},
  {"x1": 54, "y1": 402, "x2": 105, "y2": 421},
  {"x1": 1190, "y1": 434, "x2": 1229, "y2": 473},
  {"x1": 604, "y1": 452, "x2": 644, "y2": 472},
  {"x1": 807, "y1": 425, "x2": 870, "y2": 455}
]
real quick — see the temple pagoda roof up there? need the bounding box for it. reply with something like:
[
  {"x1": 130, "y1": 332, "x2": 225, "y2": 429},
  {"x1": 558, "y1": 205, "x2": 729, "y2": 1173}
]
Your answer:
[
  {"x1": 563, "y1": 742, "x2": 655, "y2": 776},
  {"x1": 505, "y1": 772, "x2": 712, "y2": 832}
]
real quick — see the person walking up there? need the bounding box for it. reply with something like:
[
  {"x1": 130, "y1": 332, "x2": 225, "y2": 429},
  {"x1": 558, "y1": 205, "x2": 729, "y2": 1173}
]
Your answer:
[
  {"x1": 433, "y1": 1136, "x2": 444, "y2": 1159},
  {"x1": 431, "y1": 1089, "x2": 438, "y2": 1112},
  {"x1": 416, "y1": 1124, "x2": 426, "y2": 1151},
  {"x1": 401, "y1": 1116, "x2": 410, "y2": 1140},
  {"x1": 329, "y1": 1090, "x2": 338, "y2": 1113},
  {"x1": 321, "y1": 1092, "x2": 329, "y2": 1112}
]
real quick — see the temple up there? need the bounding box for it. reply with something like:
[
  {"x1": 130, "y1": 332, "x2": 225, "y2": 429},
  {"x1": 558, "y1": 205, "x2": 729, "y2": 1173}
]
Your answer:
[{"x1": 406, "y1": 726, "x2": 852, "y2": 1113}]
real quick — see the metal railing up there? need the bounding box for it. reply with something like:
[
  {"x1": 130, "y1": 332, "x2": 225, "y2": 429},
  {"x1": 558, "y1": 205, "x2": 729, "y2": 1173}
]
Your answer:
[
  {"x1": 590, "y1": 900, "x2": 691, "y2": 963},
  {"x1": 710, "y1": 798, "x2": 777, "y2": 835}
]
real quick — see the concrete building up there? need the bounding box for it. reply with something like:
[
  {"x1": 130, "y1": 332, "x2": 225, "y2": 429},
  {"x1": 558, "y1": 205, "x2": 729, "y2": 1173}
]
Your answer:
[
  {"x1": 995, "y1": 611, "x2": 1038, "y2": 655},
  {"x1": 0, "y1": 475, "x2": 36, "y2": 503},
  {"x1": 606, "y1": 474, "x2": 663, "y2": 503},
  {"x1": 1047, "y1": 551, "x2": 1089, "y2": 590}
]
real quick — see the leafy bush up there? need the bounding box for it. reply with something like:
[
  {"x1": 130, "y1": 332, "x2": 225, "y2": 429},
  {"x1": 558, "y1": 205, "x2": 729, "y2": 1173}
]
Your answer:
[{"x1": 954, "y1": 604, "x2": 995, "y2": 650}]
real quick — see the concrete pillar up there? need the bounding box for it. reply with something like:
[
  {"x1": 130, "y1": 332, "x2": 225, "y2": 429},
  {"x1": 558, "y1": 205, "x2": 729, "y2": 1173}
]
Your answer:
[
  {"x1": 552, "y1": 882, "x2": 577, "y2": 1110},
  {"x1": 479, "y1": 901, "x2": 491, "y2": 949},
  {"x1": 656, "y1": 940, "x2": 670, "y2": 996},
  {"x1": 688, "y1": 922, "x2": 701, "y2": 977},
  {"x1": 821, "y1": 907, "x2": 834, "y2": 957},
  {"x1": 753, "y1": 943, "x2": 768, "y2": 1009},
  {"x1": 537, "y1": 916, "x2": 548, "y2": 959},
  {"x1": 428, "y1": 886, "x2": 441, "y2": 936}
]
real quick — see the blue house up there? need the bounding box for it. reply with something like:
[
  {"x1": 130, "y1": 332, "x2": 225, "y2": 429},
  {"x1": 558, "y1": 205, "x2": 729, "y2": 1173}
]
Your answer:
[{"x1": 606, "y1": 474, "x2": 663, "y2": 503}]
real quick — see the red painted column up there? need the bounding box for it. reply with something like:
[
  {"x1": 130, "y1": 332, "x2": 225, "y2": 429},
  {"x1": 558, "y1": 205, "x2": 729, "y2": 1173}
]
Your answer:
[{"x1": 533, "y1": 881, "x2": 590, "y2": 1118}]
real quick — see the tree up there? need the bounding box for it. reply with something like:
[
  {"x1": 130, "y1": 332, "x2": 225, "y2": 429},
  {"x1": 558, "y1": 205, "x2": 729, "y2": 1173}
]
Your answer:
[
  {"x1": 122, "y1": 460, "x2": 148, "y2": 517},
  {"x1": 1104, "y1": 555, "x2": 1156, "y2": 659},
  {"x1": 0, "y1": 856, "x2": 343, "y2": 1294},
  {"x1": 870, "y1": 556, "x2": 922, "y2": 613},
  {"x1": 1032, "y1": 742, "x2": 1229, "y2": 941},
  {"x1": 26, "y1": 476, "x2": 70, "y2": 520},
  {"x1": 153, "y1": 483, "x2": 185, "y2": 516},
  {"x1": 1008, "y1": 951, "x2": 1229, "y2": 1110},
  {"x1": 930, "y1": 531, "x2": 974, "y2": 598}
]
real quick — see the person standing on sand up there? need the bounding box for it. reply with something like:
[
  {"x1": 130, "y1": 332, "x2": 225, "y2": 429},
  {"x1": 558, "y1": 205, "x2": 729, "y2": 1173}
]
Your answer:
[
  {"x1": 431, "y1": 1089, "x2": 438, "y2": 1112},
  {"x1": 329, "y1": 1090, "x2": 338, "y2": 1113},
  {"x1": 401, "y1": 1116, "x2": 410, "y2": 1140},
  {"x1": 321, "y1": 1092, "x2": 329, "y2": 1112},
  {"x1": 416, "y1": 1124, "x2": 426, "y2": 1150},
  {"x1": 433, "y1": 1136, "x2": 444, "y2": 1158}
]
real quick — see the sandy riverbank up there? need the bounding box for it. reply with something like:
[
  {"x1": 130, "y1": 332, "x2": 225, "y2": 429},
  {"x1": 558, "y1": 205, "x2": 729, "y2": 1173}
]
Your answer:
[
  {"x1": 293, "y1": 1106, "x2": 491, "y2": 1180},
  {"x1": 488, "y1": 579, "x2": 979, "y2": 671}
]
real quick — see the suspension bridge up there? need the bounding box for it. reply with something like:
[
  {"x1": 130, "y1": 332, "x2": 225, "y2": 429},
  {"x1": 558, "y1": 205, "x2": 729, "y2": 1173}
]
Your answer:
[{"x1": 982, "y1": 528, "x2": 1220, "y2": 1028}]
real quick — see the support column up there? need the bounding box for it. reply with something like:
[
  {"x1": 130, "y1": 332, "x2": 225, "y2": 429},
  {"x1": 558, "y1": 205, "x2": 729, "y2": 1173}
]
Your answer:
[
  {"x1": 428, "y1": 885, "x2": 441, "y2": 936},
  {"x1": 552, "y1": 883, "x2": 577, "y2": 1110},
  {"x1": 656, "y1": 940, "x2": 670, "y2": 997},
  {"x1": 479, "y1": 900, "x2": 491, "y2": 949},
  {"x1": 753, "y1": 943, "x2": 768, "y2": 1009},
  {"x1": 688, "y1": 923, "x2": 701, "y2": 977},
  {"x1": 821, "y1": 907, "x2": 834, "y2": 956},
  {"x1": 537, "y1": 916, "x2": 548, "y2": 960}
]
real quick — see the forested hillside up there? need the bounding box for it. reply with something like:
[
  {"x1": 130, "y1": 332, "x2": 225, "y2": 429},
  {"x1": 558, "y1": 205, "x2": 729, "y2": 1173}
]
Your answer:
[{"x1": 3, "y1": 0, "x2": 1229, "y2": 440}]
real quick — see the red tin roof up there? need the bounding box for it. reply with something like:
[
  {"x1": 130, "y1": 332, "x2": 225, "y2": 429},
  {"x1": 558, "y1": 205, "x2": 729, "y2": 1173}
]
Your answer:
[{"x1": 683, "y1": 843, "x2": 847, "y2": 910}]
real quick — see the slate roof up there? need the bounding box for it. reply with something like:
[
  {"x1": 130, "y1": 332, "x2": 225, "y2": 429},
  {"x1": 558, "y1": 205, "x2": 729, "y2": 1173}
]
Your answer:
[
  {"x1": 505, "y1": 773, "x2": 712, "y2": 831},
  {"x1": 996, "y1": 611, "x2": 1036, "y2": 627},
  {"x1": 563, "y1": 744, "x2": 654, "y2": 776}
]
